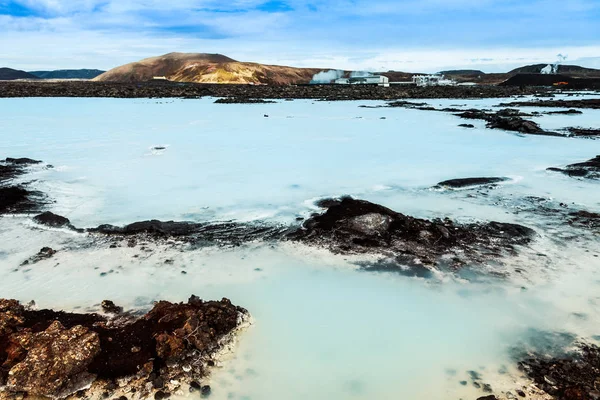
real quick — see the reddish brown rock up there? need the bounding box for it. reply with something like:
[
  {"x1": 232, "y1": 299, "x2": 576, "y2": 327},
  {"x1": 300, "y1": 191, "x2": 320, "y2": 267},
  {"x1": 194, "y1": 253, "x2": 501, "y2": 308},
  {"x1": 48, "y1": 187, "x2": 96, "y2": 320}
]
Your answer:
[
  {"x1": 6, "y1": 321, "x2": 100, "y2": 396},
  {"x1": 0, "y1": 296, "x2": 247, "y2": 399}
]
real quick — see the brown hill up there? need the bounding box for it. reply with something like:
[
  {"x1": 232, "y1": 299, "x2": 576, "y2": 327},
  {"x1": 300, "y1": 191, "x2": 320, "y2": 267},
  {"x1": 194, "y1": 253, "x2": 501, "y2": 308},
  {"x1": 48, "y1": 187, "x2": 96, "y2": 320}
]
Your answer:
[
  {"x1": 94, "y1": 52, "x2": 322, "y2": 85},
  {"x1": 0, "y1": 68, "x2": 39, "y2": 81}
]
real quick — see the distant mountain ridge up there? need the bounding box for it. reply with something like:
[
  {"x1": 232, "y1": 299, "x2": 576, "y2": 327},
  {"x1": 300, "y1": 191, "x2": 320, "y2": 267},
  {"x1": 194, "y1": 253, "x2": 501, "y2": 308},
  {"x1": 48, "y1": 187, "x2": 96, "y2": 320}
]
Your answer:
[
  {"x1": 94, "y1": 52, "x2": 322, "y2": 84},
  {"x1": 0, "y1": 68, "x2": 39, "y2": 81},
  {"x1": 29, "y1": 69, "x2": 105, "y2": 79},
  {"x1": 439, "y1": 70, "x2": 485, "y2": 76}
]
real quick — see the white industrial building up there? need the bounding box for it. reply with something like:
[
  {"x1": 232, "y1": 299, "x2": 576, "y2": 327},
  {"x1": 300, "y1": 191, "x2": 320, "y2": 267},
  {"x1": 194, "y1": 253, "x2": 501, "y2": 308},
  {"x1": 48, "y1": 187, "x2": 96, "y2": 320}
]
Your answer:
[
  {"x1": 334, "y1": 75, "x2": 390, "y2": 87},
  {"x1": 412, "y1": 74, "x2": 456, "y2": 87}
]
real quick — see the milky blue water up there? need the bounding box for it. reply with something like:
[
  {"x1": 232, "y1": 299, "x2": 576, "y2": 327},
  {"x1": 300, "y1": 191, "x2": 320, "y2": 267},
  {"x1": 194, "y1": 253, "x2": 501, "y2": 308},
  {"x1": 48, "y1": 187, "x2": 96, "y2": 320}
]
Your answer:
[{"x1": 0, "y1": 95, "x2": 599, "y2": 400}]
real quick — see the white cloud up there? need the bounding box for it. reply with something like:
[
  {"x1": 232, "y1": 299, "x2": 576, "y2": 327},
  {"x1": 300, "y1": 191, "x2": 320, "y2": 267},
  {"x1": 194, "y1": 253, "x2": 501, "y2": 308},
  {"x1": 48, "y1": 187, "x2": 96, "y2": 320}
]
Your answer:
[{"x1": 1, "y1": 0, "x2": 599, "y2": 71}]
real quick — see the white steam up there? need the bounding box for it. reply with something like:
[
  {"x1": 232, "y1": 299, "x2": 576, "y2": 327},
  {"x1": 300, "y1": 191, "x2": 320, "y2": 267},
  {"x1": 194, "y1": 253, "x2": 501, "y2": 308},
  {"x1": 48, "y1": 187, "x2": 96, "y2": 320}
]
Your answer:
[
  {"x1": 310, "y1": 70, "x2": 344, "y2": 84},
  {"x1": 541, "y1": 53, "x2": 568, "y2": 74}
]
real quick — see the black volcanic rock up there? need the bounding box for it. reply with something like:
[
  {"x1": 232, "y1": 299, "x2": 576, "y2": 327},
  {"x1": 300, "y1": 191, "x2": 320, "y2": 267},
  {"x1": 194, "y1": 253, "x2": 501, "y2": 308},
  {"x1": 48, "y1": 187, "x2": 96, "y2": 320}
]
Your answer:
[
  {"x1": 0, "y1": 186, "x2": 41, "y2": 214},
  {"x1": 89, "y1": 220, "x2": 289, "y2": 246},
  {"x1": 0, "y1": 81, "x2": 555, "y2": 100},
  {"x1": 486, "y1": 115, "x2": 561, "y2": 136},
  {"x1": 33, "y1": 212, "x2": 72, "y2": 228},
  {"x1": 548, "y1": 155, "x2": 600, "y2": 179},
  {"x1": 288, "y1": 197, "x2": 536, "y2": 268},
  {"x1": 519, "y1": 343, "x2": 600, "y2": 400},
  {"x1": 454, "y1": 109, "x2": 561, "y2": 136},
  {"x1": 4, "y1": 158, "x2": 41, "y2": 165},
  {"x1": 0, "y1": 157, "x2": 41, "y2": 184},
  {"x1": 567, "y1": 128, "x2": 600, "y2": 138},
  {"x1": 0, "y1": 158, "x2": 46, "y2": 213},
  {"x1": 500, "y1": 99, "x2": 600, "y2": 110},
  {"x1": 435, "y1": 177, "x2": 510, "y2": 189},
  {"x1": 545, "y1": 109, "x2": 582, "y2": 115}
]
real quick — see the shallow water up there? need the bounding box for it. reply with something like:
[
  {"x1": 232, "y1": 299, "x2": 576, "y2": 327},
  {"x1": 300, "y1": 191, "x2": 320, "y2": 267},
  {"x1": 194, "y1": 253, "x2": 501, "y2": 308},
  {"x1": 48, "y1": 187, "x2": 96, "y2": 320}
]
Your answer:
[
  {"x1": 1, "y1": 94, "x2": 599, "y2": 400},
  {"x1": 0, "y1": 96, "x2": 598, "y2": 226}
]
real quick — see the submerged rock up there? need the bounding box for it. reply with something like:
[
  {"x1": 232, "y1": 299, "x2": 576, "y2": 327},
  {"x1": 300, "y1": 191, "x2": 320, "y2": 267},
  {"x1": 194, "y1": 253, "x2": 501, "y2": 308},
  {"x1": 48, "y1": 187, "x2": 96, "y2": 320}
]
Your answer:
[
  {"x1": 548, "y1": 155, "x2": 600, "y2": 180},
  {"x1": 0, "y1": 296, "x2": 248, "y2": 399},
  {"x1": 20, "y1": 247, "x2": 57, "y2": 265},
  {"x1": 500, "y1": 99, "x2": 600, "y2": 110},
  {"x1": 435, "y1": 177, "x2": 510, "y2": 189},
  {"x1": 567, "y1": 128, "x2": 600, "y2": 139},
  {"x1": 214, "y1": 97, "x2": 275, "y2": 104},
  {"x1": 545, "y1": 109, "x2": 583, "y2": 115},
  {"x1": 288, "y1": 197, "x2": 535, "y2": 268},
  {"x1": 89, "y1": 219, "x2": 289, "y2": 246}
]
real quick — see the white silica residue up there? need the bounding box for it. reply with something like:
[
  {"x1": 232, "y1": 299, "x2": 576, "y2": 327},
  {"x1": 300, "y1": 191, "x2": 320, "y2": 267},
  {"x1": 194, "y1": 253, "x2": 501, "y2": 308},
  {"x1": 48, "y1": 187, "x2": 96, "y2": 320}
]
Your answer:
[{"x1": 0, "y1": 95, "x2": 599, "y2": 400}]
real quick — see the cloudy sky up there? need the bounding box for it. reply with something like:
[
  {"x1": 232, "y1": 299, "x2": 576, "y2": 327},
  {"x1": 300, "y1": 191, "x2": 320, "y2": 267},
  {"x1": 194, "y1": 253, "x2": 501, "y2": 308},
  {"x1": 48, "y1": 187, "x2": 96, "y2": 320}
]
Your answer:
[{"x1": 1, "y1": 0, "x2": 599, "y2": 72}]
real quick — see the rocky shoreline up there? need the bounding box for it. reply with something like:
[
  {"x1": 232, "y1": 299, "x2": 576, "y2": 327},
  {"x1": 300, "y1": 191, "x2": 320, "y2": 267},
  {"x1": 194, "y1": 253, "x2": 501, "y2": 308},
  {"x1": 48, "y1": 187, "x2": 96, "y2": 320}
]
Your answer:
[
  {"x1": 0, "y1": 297, "x2": 249, "y2": 400},
  {"x1": 2, "y1": 156, "x2": 600, "y2": 400},
  {"x1": 0, "y1": 81, "x2": 562, "y2": 100}
]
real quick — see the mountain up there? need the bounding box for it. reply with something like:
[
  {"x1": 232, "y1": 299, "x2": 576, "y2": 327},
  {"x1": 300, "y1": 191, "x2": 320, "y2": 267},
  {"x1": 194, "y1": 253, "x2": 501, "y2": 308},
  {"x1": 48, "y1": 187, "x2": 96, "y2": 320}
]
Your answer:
[
  {"x1": 508, "y1": 64, "x2": 600, "y2": 77},
  {"x1": 439, "y1": 70, "x2": 485, "y2": 76},
  {"x1": 94, "y1": 52, "x2": 322, "y2": 84},
  {"x1": 0, "y1": 68, "x2": 39, "y2": 81},
  {"x1": 29, "y1": 69, "x2": 105, "y2": 79}
]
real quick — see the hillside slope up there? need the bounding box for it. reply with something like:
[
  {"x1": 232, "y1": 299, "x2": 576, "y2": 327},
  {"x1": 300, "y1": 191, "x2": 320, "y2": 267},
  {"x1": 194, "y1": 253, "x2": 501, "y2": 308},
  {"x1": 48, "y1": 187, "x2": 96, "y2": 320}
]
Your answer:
[
  {"x1": 0, "y1": 68, "x2": 39, "y2": 81},
  {"x1": 94, "y1": 52, "x2": 322, "y2": 84},
  {"x1": 30, "y1": 69, "x2": 105, "y2": 79}
]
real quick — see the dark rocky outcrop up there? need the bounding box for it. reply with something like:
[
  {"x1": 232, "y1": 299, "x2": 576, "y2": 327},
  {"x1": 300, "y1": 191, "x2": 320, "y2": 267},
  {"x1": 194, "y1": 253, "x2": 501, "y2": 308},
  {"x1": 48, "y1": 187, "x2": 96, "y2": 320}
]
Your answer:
[
  {"x1": 485, "y1": 115, "x2": 561, "y2": 136},
  {"x1": 89, "y1": 220, "x2": 289, "y2": 246},
  {"x1": 435, "y1": 177, "x2": 510, "y2": 189},
  {"x1": 0, "y1": 158, "x2": 46, "y2": 214},
  {"x1": 288, "y1": 197, "x2": 536, "y2": 268},
  {"x1": 455, "y1": 109, "x2": 559, "y2": 136},
  {"x1": 33, "y1": 211, "x2": 73, "y2": 228},
  {"x1": 0, "y1": 296, "x2": 248, "y2": 399},
  {"x1": 548, "y1": 155, "x2": 600, "y2": 179},
  {"x1": 0, "y1": 158, "x2": 41, "y2": 184},
  {"x1": 0, "y1": 186, "x2": 44, "y2": 214},
  {"x1": 519, "y1": 343, "x2": 600, "y2": 400},
  {"x1": 545, "y1": 109, "x2": 583, "y2": 115}
]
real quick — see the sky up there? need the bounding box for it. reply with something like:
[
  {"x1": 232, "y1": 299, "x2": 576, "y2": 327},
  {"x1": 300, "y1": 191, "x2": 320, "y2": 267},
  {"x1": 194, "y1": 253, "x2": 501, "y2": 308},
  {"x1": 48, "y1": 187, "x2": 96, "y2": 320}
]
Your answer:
[{"x1": 1, "y1": 0, "x2": 600, "y2": 73}]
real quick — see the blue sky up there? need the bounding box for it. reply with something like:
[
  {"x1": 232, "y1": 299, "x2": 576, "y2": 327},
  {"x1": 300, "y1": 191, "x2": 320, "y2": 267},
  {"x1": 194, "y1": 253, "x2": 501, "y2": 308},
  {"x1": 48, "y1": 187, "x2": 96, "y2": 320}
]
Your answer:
[{"x1": 1, "y1": 0, "x2": 599, "y2": 72}]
